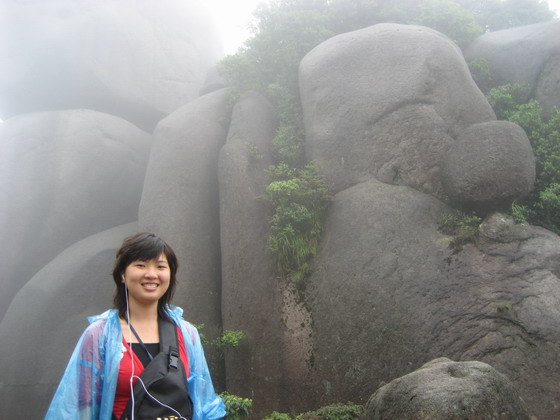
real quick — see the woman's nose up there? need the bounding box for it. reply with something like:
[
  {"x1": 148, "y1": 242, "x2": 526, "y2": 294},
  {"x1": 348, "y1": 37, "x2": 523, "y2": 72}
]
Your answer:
[{"x1": 144, "y1": 266, "x2": 158, "y2": 278}]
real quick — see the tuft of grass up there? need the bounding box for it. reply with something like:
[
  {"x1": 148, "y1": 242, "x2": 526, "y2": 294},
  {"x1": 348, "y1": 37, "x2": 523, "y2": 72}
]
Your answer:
[{"x1": 439, "y1": 210, "x2": 482, "y2": 252}]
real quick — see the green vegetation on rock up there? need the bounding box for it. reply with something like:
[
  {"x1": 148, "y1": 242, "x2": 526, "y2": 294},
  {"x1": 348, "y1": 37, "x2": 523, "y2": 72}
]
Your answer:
[
  {"x1": 486, "y1": 83, "x2": 560, "y2": 234},
  {"x1": 439, "y1": 210, "x2": 483, "y2": 250},
  {"x1": 218, "y1": 0, "x2": 557, "y2": 274},
  {"x1": 263, "y1": 403, "x2": 363, "y2": 420},
  {"x1": 220, "y1": 392, "x2": 253, "y2": 420}
]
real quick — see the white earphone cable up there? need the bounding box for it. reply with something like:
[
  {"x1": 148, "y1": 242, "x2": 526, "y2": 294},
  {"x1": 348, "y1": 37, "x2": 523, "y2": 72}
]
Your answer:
[{"x1": 123, "y1": 275, "x2": 186, "y2": 420}]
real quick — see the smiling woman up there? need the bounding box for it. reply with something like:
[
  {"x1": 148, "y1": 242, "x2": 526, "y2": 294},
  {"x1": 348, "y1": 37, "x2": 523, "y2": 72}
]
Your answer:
[{"x1": 44, "y1": 232, "x2": 226, "y2": 420}]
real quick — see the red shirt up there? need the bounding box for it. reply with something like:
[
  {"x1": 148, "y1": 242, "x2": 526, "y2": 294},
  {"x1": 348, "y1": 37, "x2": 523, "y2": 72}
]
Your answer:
[{"x1": 113, "y1": 325, "x2": 190, "y2": 419}]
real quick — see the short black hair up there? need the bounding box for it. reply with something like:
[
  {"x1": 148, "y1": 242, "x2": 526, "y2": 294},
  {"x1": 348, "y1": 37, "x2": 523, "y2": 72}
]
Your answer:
[{"x1": 112, "y1": 232, "x2": 179, "y2": 320}]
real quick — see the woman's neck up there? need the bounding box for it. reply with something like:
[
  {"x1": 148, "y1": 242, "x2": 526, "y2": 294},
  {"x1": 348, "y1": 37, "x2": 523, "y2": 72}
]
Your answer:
[{"x1": 126, "y1": 301, "x2": 159, "y2": 324}]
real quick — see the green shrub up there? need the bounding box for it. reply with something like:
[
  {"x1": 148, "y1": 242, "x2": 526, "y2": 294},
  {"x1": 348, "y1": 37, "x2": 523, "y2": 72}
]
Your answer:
[
  {"x1": 486, "y1": 83, "x2": 531, "y2": 120},
  {"x1": 438, "y1": 210, "x2": 482, "y2": 250},
  {"x1": 264, "y1": 162, "x2": 329, "y2": 279},
  {"x1": 213, "y1": 330, "x2": 247, "y2": 350},
  {"x1": 467, "y1": 58, "x2": 492, "y2": 93},
  {"x1": 511, "y1": 201, "x2": 530, "y2": 224},
  {"x1": 219, "y1": 392, "x2": 253, "y2": 420},
  {"x1": 194, "y1": 324, "x2": 246, "y2": 351},
  {"x1": 264, "y1": 412, "x2": 293, "y2": 420},
  {"x1": 535, "y1": 183, "x2": 560, "y2": 234},
  {"x1": 487, "y1": 83, "x2": 560, "y2": 234}
]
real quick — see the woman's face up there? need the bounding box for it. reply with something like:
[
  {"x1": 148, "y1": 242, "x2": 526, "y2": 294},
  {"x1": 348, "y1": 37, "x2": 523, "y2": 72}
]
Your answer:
[{"x1": 122, "y1": 253, "x2": 171, "y2": 307}]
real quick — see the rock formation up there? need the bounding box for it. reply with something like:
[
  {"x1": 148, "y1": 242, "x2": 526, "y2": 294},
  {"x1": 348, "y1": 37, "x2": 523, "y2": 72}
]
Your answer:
[
  {"x1": 299, "y1": 24, "x2": 558, "y2": 419},
  {"x1": 362, "y1": 358, "x2": 530, "y2": 419},
  {"x1": 219, "y1": 91, "x2": 313, "y2": 411},
  {"x1": 0, "y1": 0, "x2": 222, "y2": 131},
  {"x1": 300, "y1": 24, "x2": 496, "y2": 195},
  {"x1": 0, "y1": 110, "x2": 152, "y2": 320},
  {"x1": 441, "y1": 121, "x2": 535, "y2": 213},
  {"x1": 138, "y1": 88, "x2": 235, "y2": 385},
  {"x1": 0, "y1": 9, "x2": 559, "y2": 420},
  {"x1": 0, "y1": 223, "x2": 138, "y2": 419},
  {"x1": 464, "y1": 20, "x2": 560, "y2": 117}
]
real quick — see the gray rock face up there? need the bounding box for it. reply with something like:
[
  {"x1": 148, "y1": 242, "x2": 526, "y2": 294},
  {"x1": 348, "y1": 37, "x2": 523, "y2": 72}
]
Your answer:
[
  {"x1": 138, "y1": 89, "x2": 233, "y2": 376},
  {"x1": 0, "y1": 0, "x2": 223, "y2": 131},
  {"x1": 0, "y1": 223, "x2": 137, "y2": 420},
  {"x1": 299, "y1": 23, "x2": 495, "y2": 195},
  {"x1": 442, "y1": 121, "x2": 535, "y2": 213},
  {"x1": 307, "y1": 175, "x2": 560, "y2": 418},
  {"x1": 465, "y1": 20, "x2": 560, "y2": 116},
  {"x1": 0, "y1": 110, "x2": 151, "y2": 321},
  {"x1": 308, "y1": 179, "x2": 452, "y2": 407},
  {"x1": 362, "y1": 358, "x2": 530, "y2": 420},
  {"x1": 300, "y1": 23, "x2": 553, "y2": 417},
  {"x1": 219, "y1": 91, "x2": 313, "y2": 415}
]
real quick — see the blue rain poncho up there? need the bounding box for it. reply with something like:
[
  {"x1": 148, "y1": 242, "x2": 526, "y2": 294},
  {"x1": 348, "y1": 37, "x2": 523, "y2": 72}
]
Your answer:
[{"x1": 45, "y1": 306, "x2": 226, "y2": 420}]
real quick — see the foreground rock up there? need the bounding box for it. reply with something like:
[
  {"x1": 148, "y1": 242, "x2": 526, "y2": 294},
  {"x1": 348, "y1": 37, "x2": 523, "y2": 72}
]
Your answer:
[
  {"x1": 362, "y1": 358, "x2": 530, "y2": 420},
  {"x1": 307, "y1": 175, "x2": 560, "y2": 418},
  {"x1": 0, "y1": 0, "x2": 222, "y2": 130},
  {"x1": 0, "y1": 223, "x2": 137, "y2": 419},
  {"x1": 0, "y1": 110, "x2": 151, "y2": 321}
]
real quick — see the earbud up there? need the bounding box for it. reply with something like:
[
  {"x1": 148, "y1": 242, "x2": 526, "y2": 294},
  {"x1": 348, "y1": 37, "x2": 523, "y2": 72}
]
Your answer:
[{"x1": 122, "y1": 274, "x2": 125, "y2": 283}]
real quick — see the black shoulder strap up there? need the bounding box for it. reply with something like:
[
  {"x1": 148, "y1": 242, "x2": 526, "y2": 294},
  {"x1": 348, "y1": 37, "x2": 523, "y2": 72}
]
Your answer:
[{"x1": 158, "y1": 316, "x2": 179, "y2": 369}]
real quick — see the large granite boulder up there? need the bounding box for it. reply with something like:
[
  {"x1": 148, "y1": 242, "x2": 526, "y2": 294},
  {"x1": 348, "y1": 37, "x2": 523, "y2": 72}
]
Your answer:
[
  {"x1": 0, "y1": 0, "x2": 223, "y2": 131},
  {"x1": 0, "y1": 110, "x2": 151, "y2": 321},
  {"x1": 219, "y1": 91, "x2": 313, "y2": 415},
  {"x1": 299, "y1": 23, "x2": 496, "y2": 195},
  {"x1": 362, "y1": 358, "x2": 530, "y2": 420},
  {"x1": 442, "y1": 121, "x2": 535, "y2": 213},
  {"x1": 465, "y1": 20, "x2": 560, "y2": 117},
  {"x1": 138, "y1": 89, "x2": 233, "y2": 380},
  {"x1": 0, "y1": 223, "x2": 137, "y2": 420},
  {"x1": 306, "y1": 177, "x2": 560, "y2": 418}
]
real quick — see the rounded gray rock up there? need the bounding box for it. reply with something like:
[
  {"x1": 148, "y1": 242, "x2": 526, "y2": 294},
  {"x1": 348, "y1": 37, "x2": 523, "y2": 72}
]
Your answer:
[
  {"x1": 363, "y1": 358, "x2": 530, "y2": 420},
  {"x1": 0, "y1": 0, "x2": 223, "y2": 131},
  {"x1": 0, "y1": 110, "x2": 151, "y2": 321},
  {"x1": 299, "y1": 23, "x2": 495, "y2": 194},
  {"x1": 138, "y1": 89, "x2": 233, "y2": 367},
  {"x1": 465, "y1": 20, "x2": 560, "y2": 117},
  {"x1": 0, "y1": 223, "x2": 137, "y2": 419},
  {"x1": 441, "y1": 120, "x2": 535, "y2": 213}
]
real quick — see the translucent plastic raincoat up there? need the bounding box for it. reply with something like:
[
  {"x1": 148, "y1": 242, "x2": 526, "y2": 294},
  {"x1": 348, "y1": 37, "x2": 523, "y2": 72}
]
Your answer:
[{"x1": 45, "y1": 306, "x2": 226, "y2": 420}]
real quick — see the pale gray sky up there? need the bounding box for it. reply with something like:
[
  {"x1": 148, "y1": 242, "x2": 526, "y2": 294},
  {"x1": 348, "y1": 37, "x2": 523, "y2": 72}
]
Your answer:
[{"x1": 204, "y1": 0, "x2": 560, "y2": 56}]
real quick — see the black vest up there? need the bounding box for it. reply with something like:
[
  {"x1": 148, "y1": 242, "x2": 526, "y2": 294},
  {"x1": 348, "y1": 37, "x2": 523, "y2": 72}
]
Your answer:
[{"x1": 119, "y1": 317, "x2": 193, "y2": 420}]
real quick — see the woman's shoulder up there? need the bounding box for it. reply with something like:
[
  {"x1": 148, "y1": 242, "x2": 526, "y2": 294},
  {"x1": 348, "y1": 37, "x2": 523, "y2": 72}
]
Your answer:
[
  {"x1": 166, "y1": 306, "x2": 199, "y2": 342},
  {"x1": 81, "y1": 309, "x2": 119, "y2": 341}
]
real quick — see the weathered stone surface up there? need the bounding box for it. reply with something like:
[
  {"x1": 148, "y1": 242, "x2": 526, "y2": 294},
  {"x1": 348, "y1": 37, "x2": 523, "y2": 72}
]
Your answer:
[
  {"x1": 219, "y1": 91, "x2": 313, "y2": 415},
  {"x1": 441, "y1": 121, "x2": 535, "y2": 213},
  {"x1": 362, "y1": 358, "x2": 530, "y2": 420},
  {"x1": 0, "y1": 0, "x2": 223, "y2": 131},
  {"x1": 0, "y1": 223, "x2": 137, "y2": 420},
  {"x1": 300, "y1": 23, "x2": 495, "y2": 194},
  {"x1": 0, "y1": 110, "x2": 151, "y2": 321},
  {"x1": 465, "y1": 20, "x2": 560, "y2": 116},
  {"x1": 307, "y1": 177, "x2": 560, "y2": 418},
  {"x1": 138, "y1": 89, "x2": 233, "y2": 381}
]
